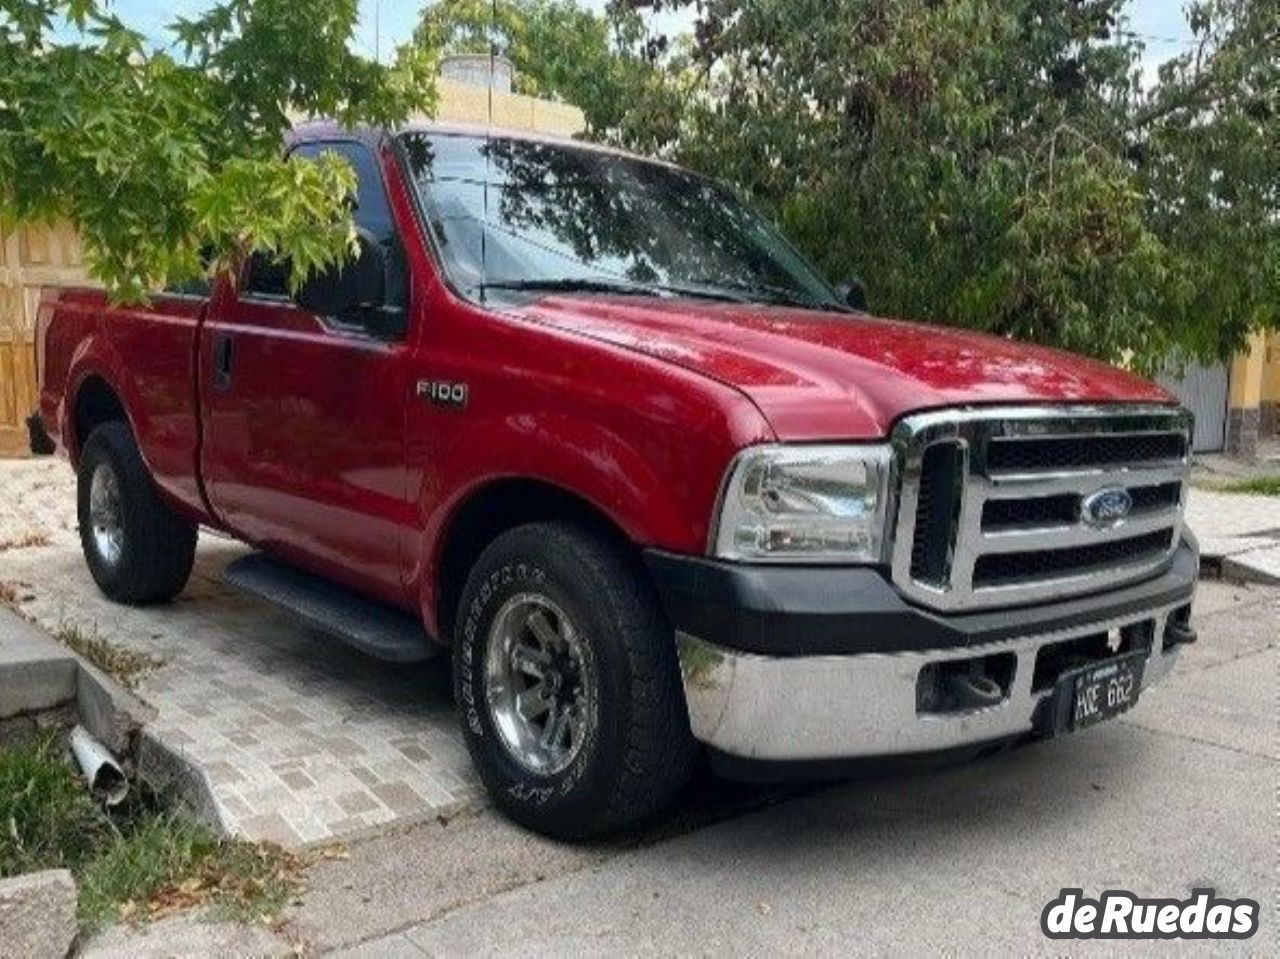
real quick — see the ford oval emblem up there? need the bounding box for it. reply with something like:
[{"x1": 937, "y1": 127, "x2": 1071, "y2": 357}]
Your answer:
[{"x1": 1081, "y1": 487, "x2": 1133, "y2": 528}]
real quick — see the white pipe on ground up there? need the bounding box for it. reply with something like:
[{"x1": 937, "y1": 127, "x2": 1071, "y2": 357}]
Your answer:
[{"x1": 69, "y1": 725, "x2": 128, "y2": 807}]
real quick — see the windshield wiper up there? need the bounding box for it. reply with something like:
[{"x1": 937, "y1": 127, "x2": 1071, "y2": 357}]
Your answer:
[
  {"x1": 478, "y1": 278, "x2": 751, "y2": 304},
  {"x1": 684, "y1": 278, "x2": 842, "y2": 311}
]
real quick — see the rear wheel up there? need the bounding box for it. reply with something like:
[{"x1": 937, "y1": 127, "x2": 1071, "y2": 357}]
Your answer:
[
  {"x1": 453, "y1": 521, "x2": 696, "y2": 839},
  {"x1": 77, "y1": 421, "x2": 197, "y2": 605}
]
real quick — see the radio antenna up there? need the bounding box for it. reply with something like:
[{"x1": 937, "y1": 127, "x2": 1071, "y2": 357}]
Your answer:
[{"x1": 480, "y1": 0, "x2": 497, "y2": 304}]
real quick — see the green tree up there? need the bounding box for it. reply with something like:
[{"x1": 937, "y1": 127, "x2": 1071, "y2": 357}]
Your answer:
[
  {"x1": 1138, "y1": 0, "x2": 1278, "y2": 362},
  {"x1": 608, "y1": 0, "x2": 1278, "y2": 370},
  {"x1": 0, "y1": 0, "x2": 438, "y2": 301}
]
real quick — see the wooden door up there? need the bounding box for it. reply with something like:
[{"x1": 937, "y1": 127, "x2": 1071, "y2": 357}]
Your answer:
[{"x1": 0, "y1": 224, "x2": 91, "y2": 456}]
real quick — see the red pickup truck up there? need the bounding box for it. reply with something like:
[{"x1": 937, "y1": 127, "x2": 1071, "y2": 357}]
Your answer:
[{"x1": 35, "y1": 122, "x2": 1199, "y2": 838}]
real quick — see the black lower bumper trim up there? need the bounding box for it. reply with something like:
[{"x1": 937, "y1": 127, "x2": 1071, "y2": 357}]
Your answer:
[{"x1": 644, "y1": 540, "x2": 1198, "y2": 658}]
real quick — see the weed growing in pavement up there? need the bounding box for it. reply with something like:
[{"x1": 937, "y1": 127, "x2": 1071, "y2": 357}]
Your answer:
[
  {"x1": 0, "y1": 531, "x2": 51, "y2": 552},
  {"x1": 1193, "y1": 475, "x2": 1280, "y2": 496},
  {"x1": 53, "y1": 622, "x2": 165, "y2": 689},
  {"x1": 77, "y1": 811, "x2": 304, "y2": 930},
  {"x1": 1220, "y1": 476, "x2": 1280, "y2": 497}
]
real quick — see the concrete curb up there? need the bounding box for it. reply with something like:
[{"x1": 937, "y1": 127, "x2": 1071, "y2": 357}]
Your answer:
[
  {"x1": 0, "y1": 869, "x2": 78, "y2": 959},
  {"x1": 0, "y1": 608, "x2": 231, "y2": 837},
  {"x1": 79, "y1": 913, "x2": 293, "y2": 958},
  {"x1": 0, "y1": 610, "x2": 77, "y2": 721},
  {"x1": 75, "y1": 660, "x2": 157, "y2": 757},
  {"x1": 1219, "y1": 556, "x2": 1280, "y2": 586},
  {"x1": 1199, "y1": 552, "x2": 1280, "y2": 587}
]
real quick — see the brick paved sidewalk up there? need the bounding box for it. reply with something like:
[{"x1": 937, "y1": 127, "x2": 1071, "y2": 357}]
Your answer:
[{"x1": 0, "y1": 459, "x2": 479, "y2": 847}]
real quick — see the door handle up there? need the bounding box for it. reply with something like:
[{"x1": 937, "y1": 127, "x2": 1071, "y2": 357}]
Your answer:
[{"x1": 212, "y1": 332, "x2": 234, "y2": 391}]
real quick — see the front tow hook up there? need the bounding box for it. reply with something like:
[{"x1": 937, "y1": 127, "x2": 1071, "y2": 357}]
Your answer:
[
  {"x1": 943, "y1": 672, "x2": 1006, "y2": 710},
  {"x1": 1165, "y1": 620, "x2": 1198, "y2": 647}
]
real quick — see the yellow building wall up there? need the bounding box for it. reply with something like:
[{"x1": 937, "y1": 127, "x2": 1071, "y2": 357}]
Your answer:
[
  {"x1": 0, "y1": 85, "x2": 584, "y2": 458},
  {"x1": 1262, "y1": 332, "x2": 1280, "y2": 402},
  {"x1": 431, "y1": 77, "x2": 585, "y2": 136},
  {"x1": 1228, "y1": 332, "x2": 1267, "y2": 409},
  {"x1": 1261, "y1": 331, "x2": 1280, "y2": 437},
  {"x1": 1224, "y1": 331, "x2": 1280, "y2": 456}
]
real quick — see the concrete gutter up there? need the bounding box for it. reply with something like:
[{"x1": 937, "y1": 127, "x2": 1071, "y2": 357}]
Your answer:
[
  {"x1": 0, "y1": 608, "x2": 227, "y2": 835},
  {"x1": 135, "y1": 731, "x2": 232, "y2": 835}
]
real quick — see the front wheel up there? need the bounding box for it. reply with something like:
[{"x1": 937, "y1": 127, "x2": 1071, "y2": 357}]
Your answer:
[
  {"x1": 453, "y1": 521, "x2": 696, "y2": 839},
  {"x1": 77, "y1": 421, "x2": 197, "y2": 605}
]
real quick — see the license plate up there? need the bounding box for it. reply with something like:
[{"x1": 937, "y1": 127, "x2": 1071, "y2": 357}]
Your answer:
[{"x1": 1065, "y1": 654, "x2": 1145, "y2": 731}]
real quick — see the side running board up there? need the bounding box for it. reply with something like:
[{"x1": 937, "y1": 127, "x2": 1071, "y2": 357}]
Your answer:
[{"x1": 223, "y1": 553, "x2": 439, "y2": 663}]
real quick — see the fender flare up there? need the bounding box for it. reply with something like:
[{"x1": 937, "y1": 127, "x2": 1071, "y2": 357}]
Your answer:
[{"x1": 63, "y1": 336, "x2": 140, "y2": 466}]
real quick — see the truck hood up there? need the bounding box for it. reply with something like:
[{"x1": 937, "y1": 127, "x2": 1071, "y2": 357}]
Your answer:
[{"x1": 515, "y1": 296, "x2": 1175, "y2": 440}]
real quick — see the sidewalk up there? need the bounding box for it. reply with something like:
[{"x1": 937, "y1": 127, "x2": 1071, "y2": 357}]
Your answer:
[
  {"x1": 0, "y1": 459, "x2": 480, "y2": 848},
  {"x1": 1193, "y1": 438, "x2": 1280, "y2": 481},
  {"x1": 1186, "y1": 487, "x2": 1280, "y2": 584}
]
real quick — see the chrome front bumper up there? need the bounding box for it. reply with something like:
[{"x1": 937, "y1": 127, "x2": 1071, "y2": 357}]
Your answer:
[{"x1": 677, "y1": 603, "x2": 1186, "y2": 762}]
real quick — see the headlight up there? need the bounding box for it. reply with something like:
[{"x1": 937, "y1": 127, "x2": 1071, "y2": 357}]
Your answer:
[{"x1": 712, "y1": 444, "x2": 894, "y2": 563}]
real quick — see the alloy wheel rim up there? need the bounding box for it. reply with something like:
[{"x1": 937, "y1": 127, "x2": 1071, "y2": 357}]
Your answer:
[
  {"x1": 485, "y1": 593, "x2": 593, "y2": 777},
  {"x1": 89, "y1": 461, "x2": 124, "y2": 568}
]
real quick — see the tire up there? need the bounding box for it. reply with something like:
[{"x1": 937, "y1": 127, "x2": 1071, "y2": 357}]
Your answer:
[
  {"x1": 77, "y1": 421, "x2": 197, "y2": 605},
  {"x1": 453, "y1": 520, "x2": 697, "y2": 839}
]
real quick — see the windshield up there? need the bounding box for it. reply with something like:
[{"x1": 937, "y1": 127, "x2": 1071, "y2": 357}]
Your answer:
[{"x1": 398, "y1": 132, "x2": 843, "y2": 310}]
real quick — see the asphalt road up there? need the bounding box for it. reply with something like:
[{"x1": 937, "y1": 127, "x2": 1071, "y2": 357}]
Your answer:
[{"x1": 291, "y1": 579, "x2": 1277, "y2": 957}]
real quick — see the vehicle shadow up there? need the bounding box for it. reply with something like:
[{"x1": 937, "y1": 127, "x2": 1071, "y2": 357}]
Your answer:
[{"x1": 606, "y1": 721, "x2": 1166, "y2": 856}]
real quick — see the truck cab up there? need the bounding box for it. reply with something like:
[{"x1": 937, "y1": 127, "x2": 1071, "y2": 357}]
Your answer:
[{"x1": 36, "y1": 122, "x2": 1198, "y2": 838}]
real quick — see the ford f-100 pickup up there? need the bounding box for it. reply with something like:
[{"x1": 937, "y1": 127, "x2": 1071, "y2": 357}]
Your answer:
[{"x1": 34, "y1": 122, "x2": 1199, "y2": 837}]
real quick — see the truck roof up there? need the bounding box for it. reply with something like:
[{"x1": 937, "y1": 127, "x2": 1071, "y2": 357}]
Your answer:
[{"x1": 289, "y1": 119, "x2": 676, "y2": 170}]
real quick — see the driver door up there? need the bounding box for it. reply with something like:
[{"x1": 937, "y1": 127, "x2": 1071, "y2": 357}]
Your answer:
[{"x1": 200, "y1": 138, "x2": 413, "y2": 606}]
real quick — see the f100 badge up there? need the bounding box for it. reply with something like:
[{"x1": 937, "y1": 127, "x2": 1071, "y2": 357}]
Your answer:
[{"x1": 417, "y1": 380, "x2": 469, "y2": 409}]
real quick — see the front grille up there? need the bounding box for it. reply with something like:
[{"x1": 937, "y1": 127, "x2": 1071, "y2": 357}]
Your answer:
[
  {"x1": 986, "y1": 432, "x2": 1186, "y2": 473},
  {"x1": 910, "y1": 442, "x2": 964, "y2": 585},
  {"x1": 982, "y1": 494, "x2": 1079, "y2": 530},
  {"x1": 980, "y1": 481, "x2": 1183, "y2": 532},
  {"x1": 1130, "y1": 482, "x2": 1183, "y2": 513},
  {"x1": 973, "y1": 529, "x2": 1175, "y2": 587},
  {"x1": 891, "y1": 406, "x2": 1192, "y2": 612}
]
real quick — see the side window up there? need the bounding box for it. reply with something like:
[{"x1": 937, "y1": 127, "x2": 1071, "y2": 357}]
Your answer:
[
  {"x1": 163, "y1": 246, "x2": 215, "y2": 297},
  {"x1": 287, "y1": 140, "x2": 409, "y2": 320},
  {"x1": 292, "y1": 141, "x2": 395, "y2": 241},
  {"x1": 165, "y1": 275, "x2": 212, "y2": 297},
  {"x1": 243, "y1": 252, "x2": 290, "y2": 299}
]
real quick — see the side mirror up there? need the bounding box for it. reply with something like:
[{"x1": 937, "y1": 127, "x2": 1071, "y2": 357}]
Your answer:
[
  {"x1": 293, "y1": 230, "x2": 386, "y2": 320},
  {"x1": 836, "y1": 277, "x2": 868, "y2": 312}
]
